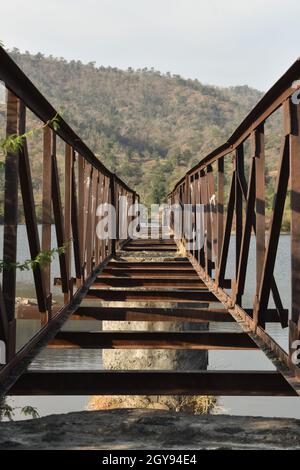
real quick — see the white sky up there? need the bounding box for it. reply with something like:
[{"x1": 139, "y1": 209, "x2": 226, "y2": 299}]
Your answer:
[{"x1": 1, "y1": 0, "x2": 300, "y2": 90}]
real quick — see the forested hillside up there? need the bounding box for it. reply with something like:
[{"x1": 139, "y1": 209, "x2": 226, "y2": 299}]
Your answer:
[{"x1": 0, "y1": 49, "x2": 286, "y2": 226}]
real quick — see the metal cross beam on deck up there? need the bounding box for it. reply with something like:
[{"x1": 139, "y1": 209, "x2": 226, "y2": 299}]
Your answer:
[
  {"x1": 48, "y1": 331, "x2": 258, "y2": 350},
  {"x1": 10, "y1": 371, "x2": 296, "y2": 396},
  {"x1": 71, "y1": 306, "x2": 287, "y2": 323},
  {"x1": 85, "y1": 288, "x2": 219, "y2": 302}
]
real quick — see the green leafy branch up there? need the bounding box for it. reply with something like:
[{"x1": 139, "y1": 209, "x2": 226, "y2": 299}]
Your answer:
[
  {"x1": 0, "y1": 112, "x2": 61, "y2": 156},
  {"x1": 0, "y1": 242, "x2": 69, "y2": 273},
  {"x1": 0, "y1": 403, "x2": 39, "y2": 421}
]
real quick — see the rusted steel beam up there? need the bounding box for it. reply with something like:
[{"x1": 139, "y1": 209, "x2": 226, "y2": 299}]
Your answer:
[
  {"x1": 86, "y1": 168, "x2": 97, "y2": 274},
  {"x1": 64, "y1": 143, "x2": 73, "y2": 299},
  {"x1": 2, "y1": 90, "x2": 19, "y2": 360},
  {"x1": 0, "y1": 285, "x2": 9, "y2": 344},
  {"x1": 71, "y1": 157, "x2": 81, "y2": 281},
  {"x1": 104, "y1": 267, "x2": 196, "y2": 274},
  {"x1": 2, "y1": 90, "x2": 19, "y2": 321},
  {"x1": 201, "y1": 170, "x2": 212, "y2": 275},
  {"x1": 193, "y1": 173, "x2": 200, "y2": 263},
  {"x1": 94, "y1": 171, "x2": 101, "y2": 266},
  {"x1": 255, "y1": 134, "x2": 290, "y2": 328},
  {"x1": 235, "y1": 152, "x2": 256, "y2": 302},
  {"x1": 269, "y1": 279, "x2": 287, "y2": 328},
  {"x1": 77, "y1": 155, "x2": 85, "y2": 275},
  {"x1": 9, "y1": 370, "x2": 296, "y2": 396},
  {"x1": 49, "y1": 331, "x2": 258, "y2": 350},
  {"x1": 73, "y1": 306, "x2": 288, "y2": 323},
  {"x1": 106, "y1": 175, "x2": 113, "y2": 255},
  {"x1": 126, "y1": 240, "x2": 176, "y2": 245},
  {"x1": 109, "y1": 175, "x2": 116, "y2": 256},
  {"x1": 18, "y1": 102, "x2": 47, "y2": 311},
  {"x1": 123, "y1": 246, "x2": 177, "y2": 252},
  {"x1": 85, "y1": 289, "x2": 219, "y2": 302},
  {"x1": 115, "y1": 181, "x2": 121, "y2": 251},
  {"x1": 198, "y1": 171, "x2": 206, "y2": 269},
  {"x1": 89, "y1": 170, "x2": 99, "y2": 269},
  {"x1": 255, "y1": 125, "x2": 265, "y2": 296},
  {"x1": 289, "y1": 97, "x2": 300, "y2": 350},
  {"x1": 216, "y1": 158, "x2": 224, "y2": 279},
  {"x1": 244, "y1": 308, "x2": 288, "y2": 324},
  {"x1": 190, "y1": 175, "x2": 196, "y2": 258},
  {"x1": 74, "y1": 306, "x2": 233, "y2": 322},
  {"x1": 234, "y1": 140, "x2": 285, "y2": 325},
  {"x1": 92, "y1": 277, "x2": 206, "y2": 288},
  {"x1": 197, "y1": 172, "x2": 205, "y2": 266},
  {"x1": 51, "y1": 139, "x2": 68, "y2": 294},
  {"x1": 16, "y1": 304, "x2": 287, "y2": 323},
  {"x1": 82, "y1": 163, "x2": 92, "y2": 278},
  {"x1": 97, "y1": 172, "x2": 106, "y2": 264},
  {"x1": 42, "y1": 125, "x2": 52, "y2": 320},
  {"x1": 218, "y1": 174, "x2": 235, "y2": 285},
  {"x1": 235, "y1": 146, "x2": 244, "y2": 304},
  {"x1": 98, "y1": 271, "x2": 199, "y2": 279},
  {"x1": 107, "y1": 261, "x2": 191, "y2": 269},
  {"x1": 207, "y1": 165, "x2": 217, "y2": 273}
]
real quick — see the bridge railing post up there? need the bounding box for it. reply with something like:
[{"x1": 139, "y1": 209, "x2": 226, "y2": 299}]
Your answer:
[
  {"x1": 110, "y1": 175, "x2": 116, "y2": 256},
  {"x1": 41, "y1": 125, "x2": 52, "y2": 323},
  {"x1": 64, "y1": 143, "x2": 73, "y2": 301},
  {"x1": 216, "y1": 157, "x2": 224, "y2": 283},
  {"x1": 234, "y1": 140, "x2": 255, "y2": 307},
  {"x1": 217, "y1": 166, "x2": 235, "y2": 287},
  {"x1": 289, "y1": 96, "x2": 300, "y2": 354},
  {"x1": 18, "y1": 100, "x2": 49, "y2": 319},
  {"x1": 51, "y1": 136, "x2": 69, "y2": 295},
  {"x1": 71, "y1": 152, "x2": 81, "y2": 288},
  {"x1": 207, "y1": 164, "x2": 217, "y2": 279},
  {"x1": 2, "y1": 89, "x2": 19, "y2": 360},
  {"x1": 254, "y1": 102, "x2": 290, "y2": 328},
  {"x1": 235, "y1": 146, "x2": 243, "y2": 305},
  {"x1": 190, "y1": 174, "x2": 195, "y2": 259}
]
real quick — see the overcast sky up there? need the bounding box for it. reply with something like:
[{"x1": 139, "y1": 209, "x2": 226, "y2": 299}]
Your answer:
[{"x1": 1, "y1": 0, "x2": 300, "y2": 91}]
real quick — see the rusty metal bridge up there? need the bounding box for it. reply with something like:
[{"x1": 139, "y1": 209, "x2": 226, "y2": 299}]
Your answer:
[{"x1": 0, "y1": 46, "x2": 300, "y2": 398}]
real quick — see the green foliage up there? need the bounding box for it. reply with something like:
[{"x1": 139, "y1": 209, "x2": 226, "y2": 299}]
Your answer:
[
  {"x1": 0, "y1": 402, "x2": 39, "y2": 421},
  {"x1": 50, "y1": 113, "x2": 61, "y2": 131},
  {"x1": 0, "y1": 243, "x2": 68, "y2": 273},
  {"x1": 0, "y1": 403, "x2": 14, "y2": 420},
  {"x1": 0, "y1": 112, "x2": 61, "y2": 155},
  {"x1": 0, "y1": 133, "x2": 26, "y2": 153},
  {"x1": 20, "y1": 406, "x2": 39, "y2": 419}
]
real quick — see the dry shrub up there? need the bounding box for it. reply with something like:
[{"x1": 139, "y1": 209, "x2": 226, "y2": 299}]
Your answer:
[{"x1": 88, "y1": 395, "x2": 216, "y2": 415}]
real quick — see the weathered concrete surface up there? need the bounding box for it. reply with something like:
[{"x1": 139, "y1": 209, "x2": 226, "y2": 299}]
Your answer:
[{"x1": 0, "y1": 409, "x2": 300, "y2": 449}]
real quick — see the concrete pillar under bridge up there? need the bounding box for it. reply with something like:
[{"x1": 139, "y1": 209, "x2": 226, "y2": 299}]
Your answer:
[
  {"x1": 101, "y1": 301, "x2": 208, "y2": 371},
  {"x1": 89, "y1": 251, "x2": 213, "y2": 414}
]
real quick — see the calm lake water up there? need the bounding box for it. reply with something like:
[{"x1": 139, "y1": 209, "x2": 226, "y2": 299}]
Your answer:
[{"x1": 2, "y1": 227, "x2": 299, "y2": 420}]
